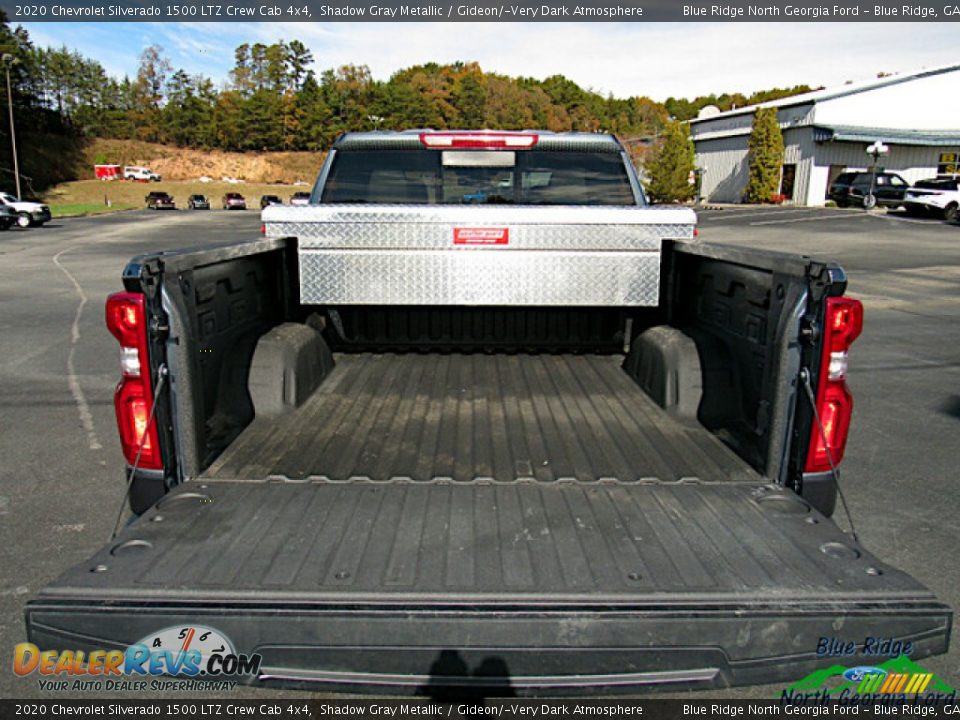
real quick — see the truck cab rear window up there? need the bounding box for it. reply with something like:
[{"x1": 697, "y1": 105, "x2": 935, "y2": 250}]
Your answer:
[{"x1": 320, "y1": 150, "x2": 637, "y2": 205}]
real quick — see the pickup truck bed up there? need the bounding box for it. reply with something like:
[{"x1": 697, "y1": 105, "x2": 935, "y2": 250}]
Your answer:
[
  {"x1": 26, "y1": 234, "x2": 952, "y2": 693},
  {"x1": 25, "y1": 131, "x2": 952, "y2": 692},
  {"x1": 203, "y1": 353, "x2": 753, "y2": 484}
]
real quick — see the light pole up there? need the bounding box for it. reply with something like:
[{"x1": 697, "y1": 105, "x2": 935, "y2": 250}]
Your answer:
[
  {"x1": 2, "y1": 53, "x2": 20, "y2": 199},
  {"x1": 864, "y1": 141, "x2": 889, "y2": 211}
]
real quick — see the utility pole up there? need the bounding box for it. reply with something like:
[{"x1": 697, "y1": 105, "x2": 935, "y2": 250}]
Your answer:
[
  {"x1": 864, "y1": 141, "x2": 889, "y2": 211},
  {"x1": 2, "y1": 53, "x2": 20, "y2": 199}
]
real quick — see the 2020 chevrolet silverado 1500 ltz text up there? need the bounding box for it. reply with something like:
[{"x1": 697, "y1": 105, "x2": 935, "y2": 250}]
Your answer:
[{"x1": 25, "y1": 131, "x2": 951, "y2": 695}]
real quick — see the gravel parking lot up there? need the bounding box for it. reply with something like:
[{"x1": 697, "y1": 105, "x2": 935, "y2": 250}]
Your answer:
[{"x1": 0, "y1": 206, "x2": 957, "y2": 700}]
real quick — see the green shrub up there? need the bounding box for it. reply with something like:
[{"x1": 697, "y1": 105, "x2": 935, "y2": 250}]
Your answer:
[
  {"x1": 644, "y1": 120, "x2": 695, "y2": 204},
  {"x1": 744, "y1": 107, "x2": 784, "y2": 204}
]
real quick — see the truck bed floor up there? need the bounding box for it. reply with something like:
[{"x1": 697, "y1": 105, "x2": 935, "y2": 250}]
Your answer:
[{"x1": 203, "y1": 353, "x2": 755, "y2": 483}]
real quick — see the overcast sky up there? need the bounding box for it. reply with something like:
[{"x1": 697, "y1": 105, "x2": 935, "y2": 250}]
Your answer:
[{"x1": 20, "y1": 22, "x2": 960, "y2": 100}]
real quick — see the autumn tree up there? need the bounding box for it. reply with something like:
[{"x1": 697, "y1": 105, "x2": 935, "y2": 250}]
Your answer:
[
  {"x1": 130, "y1": 45, "x2": 171, "y2": 141},
  {"x1": 643, "y1": 120, "x2": 695, "y2": 204},
  {"x1": 451, "y1": 65, "x2": 487, "y2": 127},
  {"x1": 744, "y1": 106, "x2": 784, "y2": 203}
]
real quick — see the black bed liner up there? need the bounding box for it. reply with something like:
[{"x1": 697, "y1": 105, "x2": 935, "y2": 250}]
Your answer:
[
  {"x1": 26, "y1": 355, "x2": 951, "y2": 693},
  {"x1": 27, "y1": 478, "x2": 950, "y2": 693},
  {"x1": 203, "y1": 353, "x2": 754, "y2": 483},
  {"x1": 32, "y1": 479, "x2": 941, "y2": 603}
]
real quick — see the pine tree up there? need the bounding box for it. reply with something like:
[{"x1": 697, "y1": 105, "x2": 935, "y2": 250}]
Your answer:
[
  {"x1": 744, "y1": 107, "x2": 785, "y2": 203},
  {"x1": 644, "y1": 119, "x2": 695, "y2": 204}
]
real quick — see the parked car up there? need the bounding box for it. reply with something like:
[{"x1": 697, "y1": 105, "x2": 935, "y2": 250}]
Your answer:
[
  {"x1": 222, "y1": 192, "x2": 247, "y2": 210},
  {"x1": 903, "y1": 178, "x2": 960, "y2": 223},
  {"x1": 289, "y1": 191, "x2": 311, "y2": 206},
  {"x1": 145, "y1": 191, "x2": 176, "y2": 210},
  {"x1": 187, "y1": 194, "x2": 210, "y2": 210},
  {"x1": 0, "y1": 203, "x2": 18, "y2": 230},
  {"x1": 0, "y1": 192, "x2": 52, "y2": 227},
  {"x1": 260, "y1": 194, "x2": 282, "y2": 209},
  {"x1": 124, "y1": 166, "x2": 161, "y2": 182},
  {"x1": 827, "y1": 171, "x2": 908, "y2": 209}
]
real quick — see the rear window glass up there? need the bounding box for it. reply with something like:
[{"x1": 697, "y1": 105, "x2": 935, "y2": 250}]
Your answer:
[{"x1": 320, "y1": 149, "x2": 637, "y2": 206}]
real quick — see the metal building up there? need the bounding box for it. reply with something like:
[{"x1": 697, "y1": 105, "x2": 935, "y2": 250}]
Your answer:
[{"x1": 689, "y1": 64, "x2": 960, "y2": 206}]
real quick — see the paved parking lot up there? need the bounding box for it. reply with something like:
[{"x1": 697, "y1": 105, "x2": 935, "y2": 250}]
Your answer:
[{"x1": 0, "y1": 206, "x2": 957, "y2": 700}]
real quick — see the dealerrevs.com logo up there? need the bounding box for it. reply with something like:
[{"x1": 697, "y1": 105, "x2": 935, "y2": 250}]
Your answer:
[{"x1": 14, "y1": 625, "x2": 261, "y2": 692}]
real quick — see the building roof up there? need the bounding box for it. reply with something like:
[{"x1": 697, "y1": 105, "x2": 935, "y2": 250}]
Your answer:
[
  {"x1": 690, "y1": 64, "x2": 960, "y2": 124},
  {"x1": 813, "y1": 125, "x2": 960, "y2": 147}
]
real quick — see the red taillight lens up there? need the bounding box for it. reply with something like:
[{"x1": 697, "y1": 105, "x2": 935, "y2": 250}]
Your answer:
[
  {"x1": 804, "y1": 296, "x2": 863, "y2": 473},
  {"x1": 106, "y1": 293, "x2": 145, "y2": 349},
  {"x1": 105, "y1": 292, "x2": 162, "y2": 470},
  {"x1": 827, "y1": 296, "x2": 864, "y2": 352},
  {"x1": 419, "y1": 132, "x2": 539, "y2": 149},
  {"x1": 114, "y1": 380, "x2": 160, "y2": 468},
  {"x1": 806, "y1": 381, "x2": 854, "y2": 473}
]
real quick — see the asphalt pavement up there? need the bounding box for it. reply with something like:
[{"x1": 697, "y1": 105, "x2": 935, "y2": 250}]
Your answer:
[{"x1": 0, "y1": 205, "x2": 957, "y2": 700}]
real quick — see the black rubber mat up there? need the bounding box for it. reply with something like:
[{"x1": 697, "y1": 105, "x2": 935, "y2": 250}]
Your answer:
[
  {"x1": 48, "y1": 479, "x2": 929, "y2": 601},
  {"x1": 30, "y1": 477, "x2": 948, "y2": 693},
  {"x1": 203, "y1": 353, "x2": 756, "y2": 483}
]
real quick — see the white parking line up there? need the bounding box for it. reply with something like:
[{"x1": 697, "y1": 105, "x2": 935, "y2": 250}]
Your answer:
[
  {"x1": 52, "y1": 246, "x2": 103, "y2": 452},
  {"x1": 749, "y1": 212, "x2": 869, "y2": 226},
  {"x1": 871, "y1": 213, "x2": 946, "y2": 226},
  {"x1": 700, "y1": 208, "x2": 836, "y2": 221}
]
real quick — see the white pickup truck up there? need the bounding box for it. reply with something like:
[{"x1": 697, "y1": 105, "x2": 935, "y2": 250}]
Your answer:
[
  {"x1": 123, "y1": 165, "x2": 162, "y2": 182},
  {"x1": 25, "y1": 131, "x2": 950, "y2": 695},
  {"x1": 0, "y1": 192, "x2": 52, "y2": 227}
]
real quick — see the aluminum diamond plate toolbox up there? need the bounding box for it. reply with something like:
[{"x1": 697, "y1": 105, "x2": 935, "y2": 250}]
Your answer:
[{"x1": 263, "y1": 205, "x2": 697, "y2": 307}]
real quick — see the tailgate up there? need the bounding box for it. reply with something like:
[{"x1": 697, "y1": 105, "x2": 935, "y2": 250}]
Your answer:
[{"x1": 26, "y1": 479, "x2": 950, "y2": 693}]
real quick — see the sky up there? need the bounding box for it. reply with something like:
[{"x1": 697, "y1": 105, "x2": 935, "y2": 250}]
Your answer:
[{"x1": 19, "y1": 22, "x2": 960, "y2": 101}]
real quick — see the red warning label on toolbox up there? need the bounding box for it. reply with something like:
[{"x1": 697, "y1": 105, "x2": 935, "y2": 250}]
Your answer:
[{"x1": 453, "y1": 227, "x2": 509, "y2": 245}]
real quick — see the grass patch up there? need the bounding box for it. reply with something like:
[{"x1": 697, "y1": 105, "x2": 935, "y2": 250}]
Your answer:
[{"x1": 49, "y1": 202, "x2": 138, "y2": 218}]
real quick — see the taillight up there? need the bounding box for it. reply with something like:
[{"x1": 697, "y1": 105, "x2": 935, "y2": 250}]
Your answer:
[
  {"x1": 805, "y1": 296, "x2": 864, "y2": 473},
  {"x1": 419, "y1": 132, "x2": 539, "y2": 149},
  {"x1": 105, "y1": 292, "x2": 162, "y2": 470}
]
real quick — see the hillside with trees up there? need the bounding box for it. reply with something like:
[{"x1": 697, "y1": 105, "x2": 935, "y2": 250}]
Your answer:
[{"x1": 0, "y1": 13, "x2": 814, "y2": 193}]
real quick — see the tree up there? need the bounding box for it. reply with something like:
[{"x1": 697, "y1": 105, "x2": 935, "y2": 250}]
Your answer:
[
  {"x1": 450, "y1": 64, "x2": 486, "y2": 128},
  {"x1": 286, "y1": 40, "x2": 313, "y2": 89},
  {"x1": 135, "y1": 45, "x2": 171, "y2": 108},
  {"x1": 744, "y1": 107, "x2": 784, "y2": 203},
  {"x1": 131, "y1": 45, "x2": 171, "y2": 141},
  {"x1": 643, "y1": 120, "x2": 695, "y2": 204}
]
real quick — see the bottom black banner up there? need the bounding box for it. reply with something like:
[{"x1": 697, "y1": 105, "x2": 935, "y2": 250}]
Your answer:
[{"x1": 2, "y1": 699, "x2": 959, "y2": 720}]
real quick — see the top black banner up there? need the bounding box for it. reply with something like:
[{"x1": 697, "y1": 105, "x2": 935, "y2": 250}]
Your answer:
[{"x1": 4, "y1": 0, "x2": 959, "y2": 21}]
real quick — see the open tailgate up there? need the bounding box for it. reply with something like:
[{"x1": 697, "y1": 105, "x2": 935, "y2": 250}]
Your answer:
[{"x1": 26, "y1": 479, "x2": 950, "y2": 693}]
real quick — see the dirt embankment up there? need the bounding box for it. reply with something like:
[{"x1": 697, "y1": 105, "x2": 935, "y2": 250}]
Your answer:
[{"x1": 84, "y1": 139, "x2": 325, "y2": 185}]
